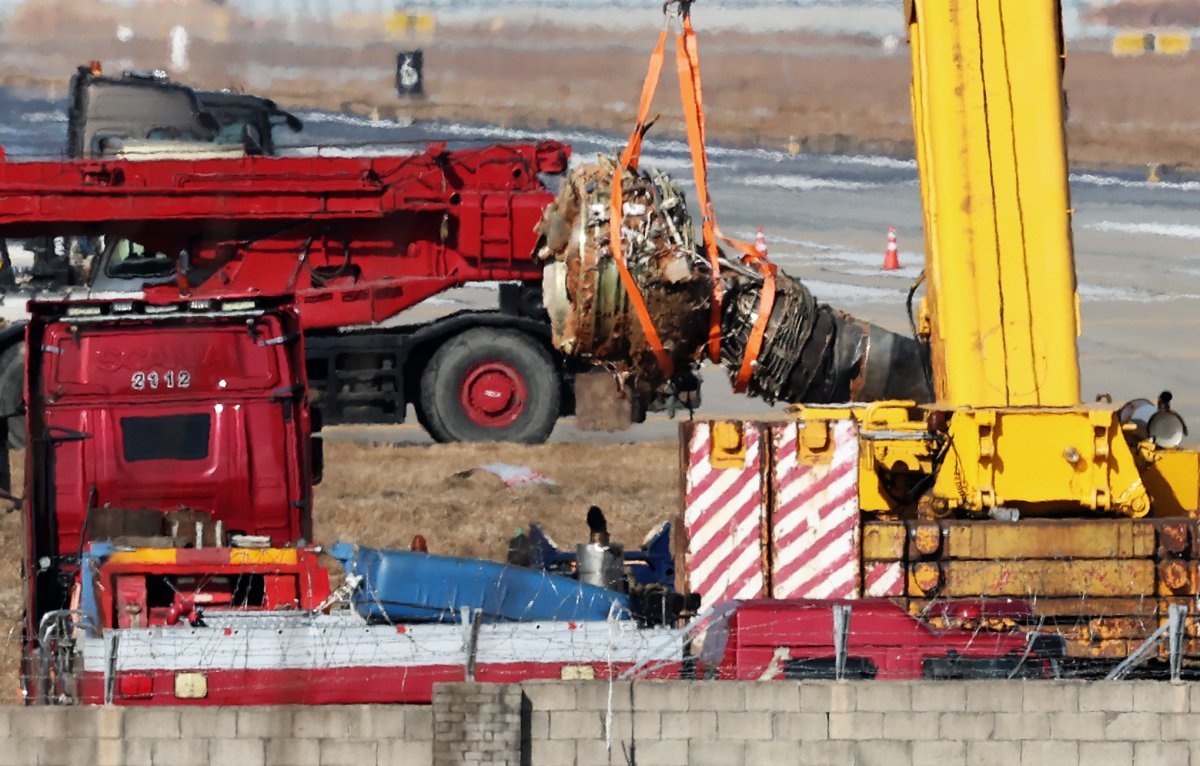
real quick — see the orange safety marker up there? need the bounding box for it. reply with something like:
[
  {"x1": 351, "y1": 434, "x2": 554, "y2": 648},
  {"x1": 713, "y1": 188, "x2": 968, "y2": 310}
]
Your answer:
[{"x1": 883, "y1": 226, "x2": 900, "y2": 271}]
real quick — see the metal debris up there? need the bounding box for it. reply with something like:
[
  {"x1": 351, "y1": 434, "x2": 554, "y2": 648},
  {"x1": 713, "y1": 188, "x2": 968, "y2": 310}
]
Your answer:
[
  {"x1": 535, "y1": 160, "x2": 933, "y2": 413},
  {"x1": 536, "y1": 158, "x2": 710, "y2": 404}
]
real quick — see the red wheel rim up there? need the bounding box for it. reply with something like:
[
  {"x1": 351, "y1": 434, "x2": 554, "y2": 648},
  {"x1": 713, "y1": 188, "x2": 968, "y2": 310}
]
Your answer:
[{"x1": 458, "y1": 360, "x2": 527, "y2": 428}]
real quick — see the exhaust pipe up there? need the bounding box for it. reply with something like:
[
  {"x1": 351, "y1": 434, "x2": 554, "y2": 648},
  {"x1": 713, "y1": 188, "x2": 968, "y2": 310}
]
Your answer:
[{"x1": 720, "y1": 270, "x2": 931, "y2": 404}]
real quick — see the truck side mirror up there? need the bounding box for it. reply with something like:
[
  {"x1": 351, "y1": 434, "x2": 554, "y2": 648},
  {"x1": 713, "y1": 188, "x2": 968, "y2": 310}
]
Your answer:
[{"x1": 241, "y1": 124, "x2": 264, "y2": 156}]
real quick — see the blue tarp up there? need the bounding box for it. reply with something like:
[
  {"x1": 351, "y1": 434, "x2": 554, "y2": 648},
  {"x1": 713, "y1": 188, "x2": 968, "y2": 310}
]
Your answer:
[{"x1": 330, "y1": 542, "x2": 631, "y2": 623}]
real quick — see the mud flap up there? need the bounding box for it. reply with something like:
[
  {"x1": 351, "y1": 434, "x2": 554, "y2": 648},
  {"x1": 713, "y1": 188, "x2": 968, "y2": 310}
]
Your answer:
[{"x1": 572, "y1": 370, "x2": 634, "y2": 432}]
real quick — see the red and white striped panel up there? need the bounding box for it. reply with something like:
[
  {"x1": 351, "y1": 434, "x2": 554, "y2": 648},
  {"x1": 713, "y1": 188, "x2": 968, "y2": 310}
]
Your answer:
[
  {"x1": 864, "y1": 561, "x2": 905, "y2": 597},
  {"x1": 770, "y1": 420, "x2": 862, "y2": 599},
  {"x1": 682, "y1": 422, "x2": 768, "y2": 612}
]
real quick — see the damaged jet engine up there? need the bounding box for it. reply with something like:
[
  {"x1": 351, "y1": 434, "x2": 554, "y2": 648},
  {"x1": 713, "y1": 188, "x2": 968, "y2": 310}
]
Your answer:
[{"x1": 533, "y1": 159, "x2": 933, "y2": 426}]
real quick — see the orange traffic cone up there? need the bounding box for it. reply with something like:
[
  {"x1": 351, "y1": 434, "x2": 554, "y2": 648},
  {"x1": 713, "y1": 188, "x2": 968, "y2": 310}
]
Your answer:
[
  {"x1": 755, "y1": 227, "x2": 768, "y2": 257},
  {"x1": 882, "y1": 226, "x2": 900, "y2": 271}
]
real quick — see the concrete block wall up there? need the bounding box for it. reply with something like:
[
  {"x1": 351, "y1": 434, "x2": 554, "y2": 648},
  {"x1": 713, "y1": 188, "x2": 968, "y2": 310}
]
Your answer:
[
  {"x1": 0, "y1": 704, "x2": 433, "y2": 766},
  {"x1": 7, "y1": 680, "x2": 1200, "y2": 765},
  {"x1": 521, "y1": 679, "x2": 1200, "y2": 766}
]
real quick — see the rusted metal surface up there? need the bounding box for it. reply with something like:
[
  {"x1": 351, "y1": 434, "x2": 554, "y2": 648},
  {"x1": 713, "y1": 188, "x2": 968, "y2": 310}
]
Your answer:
[
  {"x1": 913, "y1": 558, "x2": 1157, "y2": 598},
  {"x1": 571, "y1": 370, "x2": 635, "y2": 432},
  {"x1": 908, "y1": 598, "x2": 1170, "y2": 659},
  {"x1": 535, "y1": 160, "x2": 932, "y2": 414},
  {"x1": 1060, "y1": 616, "x2": 1157, "y2": 642},
  {"x1": 938, "y1": 519, "x2": 1158, "y2": 559},
  {"x1": 536, "y1": 159, "x2": 709, "y2": 404},
  {"x1": 912, "y1": 598, "x2": 1159, "y2": 621},
  {"x1": 1158, "y1": 521, "x2": 1191, "y2": 554},
  {"x1": 1158, "y1": 560, "x2": 1195, "y2": 594},
  {"x1": 861, "y1": 521, "x2": 906, "y2": 560},
  {"x1": 872, "y1": 516, "x2": 1200, "y2": 658}
]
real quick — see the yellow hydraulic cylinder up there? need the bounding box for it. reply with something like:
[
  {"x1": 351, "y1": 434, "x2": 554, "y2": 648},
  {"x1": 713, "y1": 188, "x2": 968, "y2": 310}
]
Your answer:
[{"x1": 908, "y1": 0, "x2": 1081, "y2": 407}]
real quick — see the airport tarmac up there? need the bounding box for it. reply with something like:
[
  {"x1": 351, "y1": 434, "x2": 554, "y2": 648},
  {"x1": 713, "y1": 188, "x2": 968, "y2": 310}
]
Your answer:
[
  {"x1": 318, "y1": 126, "x2": 1200, "y2": 445},
  {"x1": 0, "y1": 93, "x2": 1194, "y2": 446}
]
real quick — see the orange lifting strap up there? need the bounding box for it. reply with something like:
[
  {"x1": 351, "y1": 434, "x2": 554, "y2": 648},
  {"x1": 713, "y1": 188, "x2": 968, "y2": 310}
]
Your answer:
[
  {"x1": 610, "y1": 24, "x2": 675, "y2": 377},
  {"x1": 611, "y1": 2, "x2": 776, "y2": 393}
]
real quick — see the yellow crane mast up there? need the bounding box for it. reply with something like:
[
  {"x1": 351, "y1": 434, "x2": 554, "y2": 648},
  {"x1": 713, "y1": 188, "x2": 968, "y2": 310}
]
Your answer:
[
  {"x1": 876, "y1": 0, "x2": 1172, "y2": 520},
  {"x1": 910, "y1": 0, "x2": 1079, "y2": 408},
  {"x1": 668, "y1": 0, "x2": 1200, "y2": 663}
]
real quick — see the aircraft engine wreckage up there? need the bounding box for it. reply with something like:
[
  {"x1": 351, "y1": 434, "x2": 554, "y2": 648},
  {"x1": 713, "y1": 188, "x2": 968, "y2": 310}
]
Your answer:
[{"x1": 534, "y1": 159, "x2": 933, "y2": 419}]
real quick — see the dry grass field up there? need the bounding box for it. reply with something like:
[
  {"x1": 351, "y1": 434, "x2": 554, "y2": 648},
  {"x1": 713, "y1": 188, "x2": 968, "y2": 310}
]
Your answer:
[
  {"x1": 313, "y1": 441, "x2": 679, "y2": 560},
  {"x1": 0, "y1": 440, "x2": 680, "y2": 703}
]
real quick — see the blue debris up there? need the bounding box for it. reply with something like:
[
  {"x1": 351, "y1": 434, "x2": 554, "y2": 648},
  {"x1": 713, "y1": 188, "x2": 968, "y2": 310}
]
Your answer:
[{"x1": 329, "y1": 542, "x2": 631, "y2": 623}]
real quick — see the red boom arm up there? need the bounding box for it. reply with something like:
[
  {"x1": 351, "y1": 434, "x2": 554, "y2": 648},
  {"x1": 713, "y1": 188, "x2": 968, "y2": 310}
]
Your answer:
[{"x1": 0, "y1": 141, "x2": 570, "y2": 329}]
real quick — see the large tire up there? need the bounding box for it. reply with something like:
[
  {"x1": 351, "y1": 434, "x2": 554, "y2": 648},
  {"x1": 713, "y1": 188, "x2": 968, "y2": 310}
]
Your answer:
[
  {"x1": 0, "y1": 344, "x2": 24, "y2": 448},
  {"x1": 419, "y1": 328, "x2": 559, "y2": 444}
]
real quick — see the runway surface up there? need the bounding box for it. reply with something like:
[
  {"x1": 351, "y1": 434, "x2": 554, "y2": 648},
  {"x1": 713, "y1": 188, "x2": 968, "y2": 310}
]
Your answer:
[{"x1": 2, "y1": 93, "x2": 1196, "y2": 445}]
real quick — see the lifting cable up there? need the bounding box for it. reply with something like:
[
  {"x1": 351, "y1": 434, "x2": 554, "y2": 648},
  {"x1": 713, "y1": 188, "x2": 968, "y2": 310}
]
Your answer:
[{"x1": 610, "y1": 0, "x2": 777, "y2": 392}]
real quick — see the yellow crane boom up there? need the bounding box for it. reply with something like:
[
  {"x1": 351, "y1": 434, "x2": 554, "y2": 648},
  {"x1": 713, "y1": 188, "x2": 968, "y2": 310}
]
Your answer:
[
  {"x1": 670, "y1": 1, "x2": 1200, "y2": 664},
  {"x1": 909, "y1": 0, "x2": 1080, "y2": 407}
]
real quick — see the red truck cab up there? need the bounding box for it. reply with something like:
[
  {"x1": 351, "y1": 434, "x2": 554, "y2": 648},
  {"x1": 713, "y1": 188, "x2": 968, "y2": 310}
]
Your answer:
[
  {"x1": 697, "y1": 599, "x2": 1062, "y2": 681},
  {"x1": 22, "y1": 292, "x2": 316, "y2": 697}
]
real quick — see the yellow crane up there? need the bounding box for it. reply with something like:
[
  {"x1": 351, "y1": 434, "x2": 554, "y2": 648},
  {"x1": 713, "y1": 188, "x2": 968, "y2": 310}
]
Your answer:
[
  {"x1": 737, "y1": 0, "x2": 1200, "y2": 662},
  {"x1": 536, "y1": 0, "x2": 1200, "y2": 663},
  {"x1": 901, "y1": 0, "x2": 1162, "y2": 519}
]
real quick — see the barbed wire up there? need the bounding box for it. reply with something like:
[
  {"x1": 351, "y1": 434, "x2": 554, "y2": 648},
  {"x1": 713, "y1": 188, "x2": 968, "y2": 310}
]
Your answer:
[{"x1": 11, "y1": 571, "x2": 1200, "y2": 707}]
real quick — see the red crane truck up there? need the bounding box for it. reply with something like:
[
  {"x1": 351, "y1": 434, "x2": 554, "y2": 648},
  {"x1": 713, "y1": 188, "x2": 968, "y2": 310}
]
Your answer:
[{"x1": 0, "y1": 140, "x2": 601, "y2": 445}]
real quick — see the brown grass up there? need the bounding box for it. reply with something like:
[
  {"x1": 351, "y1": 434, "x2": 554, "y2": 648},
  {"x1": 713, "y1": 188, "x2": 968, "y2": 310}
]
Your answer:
[
  {"x1": 0, "y1": 451, "x2": 24, "y2": 705},
  {"x1": 0, "y1": 440, "x2": 680, "y2": 704},
  {"x1": 312, "y1": 440, "x2": 678, "y2": 560}
]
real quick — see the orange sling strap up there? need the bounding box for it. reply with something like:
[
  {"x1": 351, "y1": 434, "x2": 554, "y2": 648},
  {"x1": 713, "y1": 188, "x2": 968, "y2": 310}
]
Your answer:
[
  {"x1": 674, "y1": 10, "x2": 776, "y2": 392},
  {"x1": 612, "y1": 3, "x2": 776, "y2": 390},
  {"x1": 610, "y1": 24, "x2": 675, "y2": 377}
]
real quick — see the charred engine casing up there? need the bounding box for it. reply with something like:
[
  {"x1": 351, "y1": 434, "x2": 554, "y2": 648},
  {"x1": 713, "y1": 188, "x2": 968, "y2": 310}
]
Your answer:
[
  {"x1": 535, "y1": 160, "x2": 932, "y2": 413},
  {"x1": 535, "y1": 158, "x2": 710, "y2": 403},
  {"x1": 721, "y1": 274, "x2": 932, "y2": 403}
]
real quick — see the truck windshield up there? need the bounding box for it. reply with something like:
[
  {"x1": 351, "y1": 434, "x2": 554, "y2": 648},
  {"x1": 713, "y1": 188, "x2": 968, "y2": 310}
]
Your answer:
[{"x1": 105, "y1": 239, "x2": 175, "y2": 279}]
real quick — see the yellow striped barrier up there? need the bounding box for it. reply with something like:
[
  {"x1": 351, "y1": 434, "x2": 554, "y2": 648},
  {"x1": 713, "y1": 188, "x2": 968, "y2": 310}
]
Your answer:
[
  {"x1": 387, "y1": 12, "x2": 436, "y2": 41},
  {"x1": 1112, "y1": 30, "x2": 1192, "y2": 57}
]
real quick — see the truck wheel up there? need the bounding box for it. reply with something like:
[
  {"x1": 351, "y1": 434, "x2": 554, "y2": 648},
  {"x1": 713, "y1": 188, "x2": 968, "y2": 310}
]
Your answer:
[
  {"x1": 0, "y1": 345, "x2": 24, "y2": 448},
  {"x1": 420, "y1": 328, "x2": 559, "y2": 443}
]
